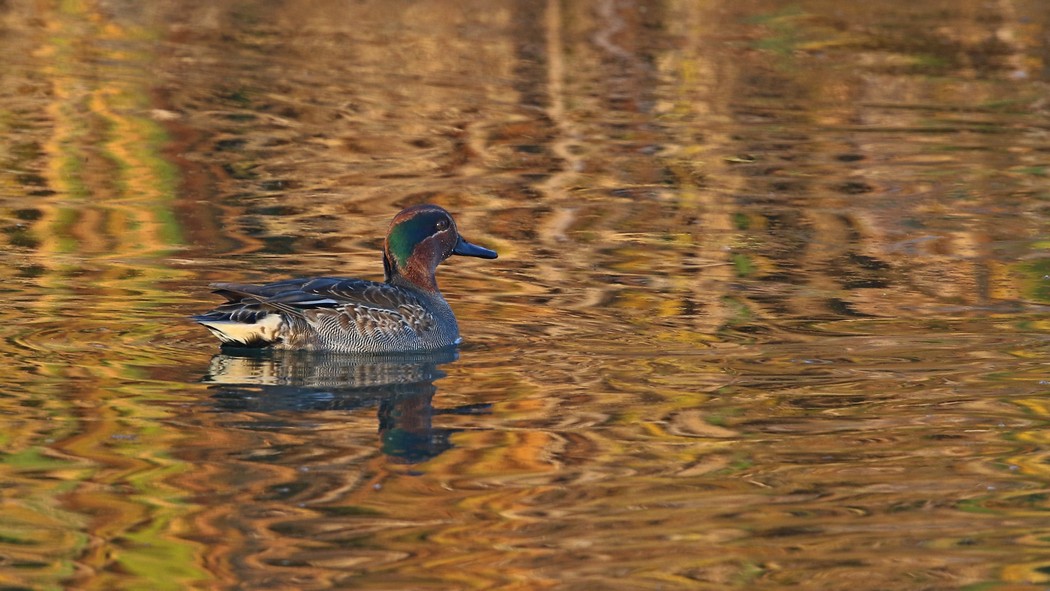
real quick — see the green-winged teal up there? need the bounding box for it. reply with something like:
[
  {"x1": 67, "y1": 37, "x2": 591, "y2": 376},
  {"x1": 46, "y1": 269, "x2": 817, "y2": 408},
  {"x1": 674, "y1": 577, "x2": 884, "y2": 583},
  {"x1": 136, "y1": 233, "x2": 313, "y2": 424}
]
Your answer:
[{"x1": 193, "y1": 204, "x2": 497, "y2": 353}]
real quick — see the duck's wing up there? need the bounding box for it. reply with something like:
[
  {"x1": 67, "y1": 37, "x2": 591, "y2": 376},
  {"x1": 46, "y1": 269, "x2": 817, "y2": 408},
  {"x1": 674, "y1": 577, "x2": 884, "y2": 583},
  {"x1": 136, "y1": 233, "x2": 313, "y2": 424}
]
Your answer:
[{"x1": 194, "y1": 277, "x2": 435, "y2": 347}]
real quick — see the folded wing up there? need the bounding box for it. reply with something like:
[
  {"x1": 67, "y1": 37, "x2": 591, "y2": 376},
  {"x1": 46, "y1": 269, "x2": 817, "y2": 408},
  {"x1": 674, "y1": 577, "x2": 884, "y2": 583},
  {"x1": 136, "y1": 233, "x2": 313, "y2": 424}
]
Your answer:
[{"x1": 193, "y1": 277, "x2": 435, "y2": 350}]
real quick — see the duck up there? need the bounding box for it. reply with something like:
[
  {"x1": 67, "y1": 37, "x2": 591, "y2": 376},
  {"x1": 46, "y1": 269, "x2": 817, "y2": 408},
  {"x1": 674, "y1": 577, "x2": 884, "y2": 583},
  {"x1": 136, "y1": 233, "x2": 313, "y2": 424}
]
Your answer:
[{"x1": 193, "y1": 204, "x2": 497, "y2": 353}]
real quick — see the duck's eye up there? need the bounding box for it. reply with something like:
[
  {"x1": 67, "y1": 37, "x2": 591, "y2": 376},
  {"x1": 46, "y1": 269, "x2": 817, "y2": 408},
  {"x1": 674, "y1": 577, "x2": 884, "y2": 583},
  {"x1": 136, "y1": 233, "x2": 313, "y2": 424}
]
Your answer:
[{"x1": 435, "y1": 219, "x2": 450, "y2": 232}]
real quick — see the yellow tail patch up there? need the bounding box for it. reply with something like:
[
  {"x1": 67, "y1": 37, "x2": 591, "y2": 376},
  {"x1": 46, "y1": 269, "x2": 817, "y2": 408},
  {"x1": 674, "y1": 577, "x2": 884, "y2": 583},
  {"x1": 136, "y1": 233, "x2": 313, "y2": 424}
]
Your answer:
[{"x1": 197, "y1": 314, "x2": 283, "y2": 346}]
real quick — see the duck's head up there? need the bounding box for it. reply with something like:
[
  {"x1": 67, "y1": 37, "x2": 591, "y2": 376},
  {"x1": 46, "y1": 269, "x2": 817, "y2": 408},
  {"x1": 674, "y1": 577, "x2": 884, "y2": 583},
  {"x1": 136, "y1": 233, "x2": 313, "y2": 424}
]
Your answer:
[{"x1": 383, "y1": 204, "x2": 497, "y2": 291}]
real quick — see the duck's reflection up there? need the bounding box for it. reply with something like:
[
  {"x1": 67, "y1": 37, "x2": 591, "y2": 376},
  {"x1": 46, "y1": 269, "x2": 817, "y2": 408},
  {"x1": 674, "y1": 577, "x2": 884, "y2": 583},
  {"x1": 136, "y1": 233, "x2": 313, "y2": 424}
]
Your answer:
[{"x1": 202, "y1": 347, "x2": 487, "y2": 463}]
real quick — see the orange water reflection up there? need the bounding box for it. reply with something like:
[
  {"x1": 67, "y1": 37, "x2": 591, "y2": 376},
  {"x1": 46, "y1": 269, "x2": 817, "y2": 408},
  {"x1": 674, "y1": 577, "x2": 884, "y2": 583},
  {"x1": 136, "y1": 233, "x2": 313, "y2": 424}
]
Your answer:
[{"x1": 0, "y1": 0, "x2": 1048, "y2": 589}]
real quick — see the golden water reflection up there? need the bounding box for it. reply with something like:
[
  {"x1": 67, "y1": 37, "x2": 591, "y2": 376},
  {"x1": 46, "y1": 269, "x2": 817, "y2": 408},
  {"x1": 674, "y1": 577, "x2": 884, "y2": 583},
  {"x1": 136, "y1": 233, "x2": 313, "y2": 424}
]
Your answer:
[{"x1": 0, "y1": 0, "x2": 1048, "y2": 589}]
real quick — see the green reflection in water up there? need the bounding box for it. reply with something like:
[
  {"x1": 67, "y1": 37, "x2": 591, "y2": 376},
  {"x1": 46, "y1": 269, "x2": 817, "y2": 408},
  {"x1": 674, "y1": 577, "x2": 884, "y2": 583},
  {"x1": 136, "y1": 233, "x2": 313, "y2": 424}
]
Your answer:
[
  {"x1": 1018, "y1": 259, "x2": 1050, "y2": 304},
  {"x1": 0, "y1": 1, "x2": 204, "y2": 590}
]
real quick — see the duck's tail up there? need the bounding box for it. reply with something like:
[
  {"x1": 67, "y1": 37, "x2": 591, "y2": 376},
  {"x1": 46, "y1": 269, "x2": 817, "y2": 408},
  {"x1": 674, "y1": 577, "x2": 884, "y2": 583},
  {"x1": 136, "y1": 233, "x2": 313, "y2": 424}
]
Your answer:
[{"x1": 192, "y1": 312, "x2": 284, "y2": 348}]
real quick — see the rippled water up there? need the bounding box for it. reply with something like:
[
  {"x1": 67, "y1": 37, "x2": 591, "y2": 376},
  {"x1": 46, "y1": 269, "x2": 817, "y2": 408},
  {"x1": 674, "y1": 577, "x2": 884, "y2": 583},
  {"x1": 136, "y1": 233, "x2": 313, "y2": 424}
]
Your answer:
[{"x1": 1, "y1": 0, "x2": 1049, "y2": 589}]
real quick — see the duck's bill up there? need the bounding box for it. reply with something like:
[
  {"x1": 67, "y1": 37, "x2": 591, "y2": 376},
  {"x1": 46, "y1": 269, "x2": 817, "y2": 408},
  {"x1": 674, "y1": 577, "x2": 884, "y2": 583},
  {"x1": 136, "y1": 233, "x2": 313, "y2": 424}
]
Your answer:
[{"x1": 453, "y1": 237, "x2": 498, "y2": 259}]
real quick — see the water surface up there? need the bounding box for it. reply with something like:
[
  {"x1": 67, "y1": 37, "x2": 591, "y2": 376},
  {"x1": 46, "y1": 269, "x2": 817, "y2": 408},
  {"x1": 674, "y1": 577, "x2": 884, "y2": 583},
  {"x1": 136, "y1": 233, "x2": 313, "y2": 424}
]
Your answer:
[{"x1": 0, "y1": 0, "x2": 1049, "y2": 589}]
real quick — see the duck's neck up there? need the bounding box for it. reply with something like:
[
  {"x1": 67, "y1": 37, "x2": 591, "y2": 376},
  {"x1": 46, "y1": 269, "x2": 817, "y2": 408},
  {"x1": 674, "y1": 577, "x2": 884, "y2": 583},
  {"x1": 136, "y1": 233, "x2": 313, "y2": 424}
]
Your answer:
[{"x1": 384, "y1": 251, "x2": 440, "y2": 293}]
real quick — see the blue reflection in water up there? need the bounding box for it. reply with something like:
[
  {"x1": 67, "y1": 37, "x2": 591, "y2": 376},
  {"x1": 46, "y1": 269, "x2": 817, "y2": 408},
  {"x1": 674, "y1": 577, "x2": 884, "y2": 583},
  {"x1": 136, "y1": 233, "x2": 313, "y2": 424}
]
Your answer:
[{"x1": 200, "y1": 347, "x2": 489, "y2": 463}]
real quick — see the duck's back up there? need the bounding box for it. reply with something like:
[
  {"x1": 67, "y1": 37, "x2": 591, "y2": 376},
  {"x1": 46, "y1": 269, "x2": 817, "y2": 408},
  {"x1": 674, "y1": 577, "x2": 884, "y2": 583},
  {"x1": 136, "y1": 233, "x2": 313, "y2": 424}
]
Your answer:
[{"x1": 193, "y1": 277, "x2": 460, "y2": 353}]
